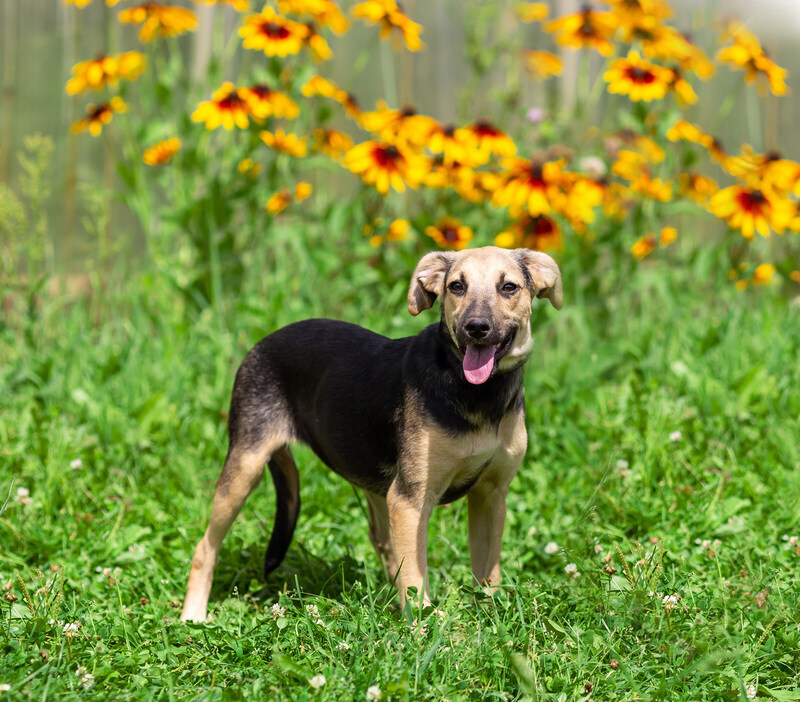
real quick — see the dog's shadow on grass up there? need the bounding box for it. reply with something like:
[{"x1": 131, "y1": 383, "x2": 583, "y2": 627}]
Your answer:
[{"x1": 211, "y1": 541, "x2": 368, "y2": 604}]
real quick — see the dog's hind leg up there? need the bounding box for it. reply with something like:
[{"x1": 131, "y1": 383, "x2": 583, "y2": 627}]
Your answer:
[
  {"x1": 181, "y1": 438, "x2": 283, "y2": 623},
  {"x1": 363, "y1": 490, "x2": 398, "y2": 584}
]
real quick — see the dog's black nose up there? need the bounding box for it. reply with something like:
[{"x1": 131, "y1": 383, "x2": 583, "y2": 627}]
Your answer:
[{"x1": 464, "y1": 317, "x2": 491, "y2": 339}]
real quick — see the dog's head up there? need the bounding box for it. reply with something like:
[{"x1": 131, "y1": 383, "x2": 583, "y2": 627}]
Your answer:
[{"x1": 408, "y1": 246, "x2": 562, "y2": 384}]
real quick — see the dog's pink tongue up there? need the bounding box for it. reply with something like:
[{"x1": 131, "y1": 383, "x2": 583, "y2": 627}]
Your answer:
[{"x1": 463, "y1": 344, "x2": 498, "y2": 385}]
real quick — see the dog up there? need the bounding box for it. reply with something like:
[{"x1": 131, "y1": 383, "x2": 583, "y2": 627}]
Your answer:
[{"x1": 180, "y1": 246, "x2": 562, "y2": 622}]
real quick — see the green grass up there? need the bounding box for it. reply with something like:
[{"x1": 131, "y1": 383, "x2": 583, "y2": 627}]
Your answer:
[{"x1": 2, "y1": 236, "x2": 800, "y2": 701}]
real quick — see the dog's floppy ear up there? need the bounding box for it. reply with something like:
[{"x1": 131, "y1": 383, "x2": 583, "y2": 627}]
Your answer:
[
  {"x1": 515, "y1": 249, "x2": 563, "y2": 310},
  {"x1": 408, "y1": 251, "x2": 453, "y2": 315}
]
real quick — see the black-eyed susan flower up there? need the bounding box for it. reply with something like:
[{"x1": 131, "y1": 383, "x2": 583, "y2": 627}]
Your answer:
[
  {"x1": 352, "y1": 0, "x2": 423, "y2": 51},
  {"x1": 546, "y1": 7, "x2": 617, "y2": 56},
  {"x1": 667, "y1": 68, "x2": 697, "y2": 105},
  {"x1": 387, "y1": 218, "x2": 409, "y2": 240},
  {"x1": 425, "y1": 217, "x2": 473, "y2": 250},
  {"x1": 666, "y1": 118, "x2": 714, "y2": 149},
  {"x1": 515, "y1": 3, "x2": 548, "y2": 22},
  {"x1": 260, "y1": 129, "x2": 308, "y2": 157},
  {"x1": 426, "y1": 123, "x2": 479, "y2": 166},
  {"x1": 303, "y1": 24, "x2": 333, "y2": 60},
  {"x1": 359, "y1": 102, "x2": 437, "y2": 147},
  {"x1": 604, "y1": 51, "x2": 672, "y2": 102},
  {"x1": 424, "y1": 157, "x2": 476, "y2": 192},
  {"x1": 239, "y1": 6, "x2": 309, "y2": 56},
  {"x1": 278, "y1": 0, "x2": 349, "y2": 33},
  {"x1": 313, "y1": 128, "x2": 353, "y2": 159},
  {"x1": 723, "y1": 146, "x2": 800, "y2": 195},
  {"x1": 64, "y1": 0, "x2": 94, "y2": 7},
  {"x1": 239, "y1": 84, "x2": 299, "y2": 119},
  {"x1": 192, "y1": 83, "x2": 250, "y2": 130},
  {"x1": 237, "y1": 157, "x2": 262, "y2": 177},
  {"x1": 607, "y1": 0, "x2": 671, "y2": 22},
  {"x1": 492, "y1": 157, "x2": 566, "y2": 217},
  {"x1": 660, "y1": 226, "x2": 677, "y2": 246},
  {"x1": 118, "y1": 4, "x2": 197, "y2": 42},
  {"x1": 143, "y1": 136, "x2": 180, "y2": 165},
  {"x1": 302, "y1": 75, "x2": 344, "y2": 100},
  {"x1": 709, "y1": 185, "x2": 795, "y2": 238},
  {"x1": 495, "y1": 215, "x2": 562, "y2": 252},
  {"x1": 523, "y1": 50, "x2": 563, "y2": 79},
  {"x1": 66, "y1": 51, "x2": 145, "y2": 95},
  {"x1": 459, "y1": 120, "x2": 517, "y2": 161},
  {"x1": 560, "y1": 174, "x2": 604, "y2": 229},
  {"x1": 295, "y1": 182, "x2": 313, "y2": 201},
  {"x1": 678, "y1": 172, "x2": 718, "y2": 204},
  {"x1": 751, "y1": 263, "x2": 775, "y2": 285},
  {"x1": 71, "y1": 97, "x2": 126, "y2": 136},
  {"x1": 344, "y1": 141, "x2": 428, "y2": 193},
  {"x1": 195, "y1": 0, "x2": 249, "y2": 10},
  {"x1": 615, "y1": 130, "x2": 664, "y2": 163},
  {"x1": 718, "y1": 23, "x2": 787, "y2": 96}
]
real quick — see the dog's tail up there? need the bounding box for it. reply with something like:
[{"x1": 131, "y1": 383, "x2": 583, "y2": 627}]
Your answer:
[{"x1": 264, "y1": 446, "x2": 301, "y2": 579}]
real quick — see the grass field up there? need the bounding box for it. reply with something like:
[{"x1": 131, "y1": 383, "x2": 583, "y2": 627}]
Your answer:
[{"x1": 2, "y1": 234, "x2": 800, "y2": 700}]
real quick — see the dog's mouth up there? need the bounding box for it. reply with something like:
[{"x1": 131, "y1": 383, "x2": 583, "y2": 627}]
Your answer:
[{"x1": 459, "y1": 329, "x2": 516, "y2": 385}]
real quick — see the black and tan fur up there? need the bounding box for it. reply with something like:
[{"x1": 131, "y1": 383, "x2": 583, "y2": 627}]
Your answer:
[{"x1": 181, "y1": 246, "x2": 562, "y2": 622}]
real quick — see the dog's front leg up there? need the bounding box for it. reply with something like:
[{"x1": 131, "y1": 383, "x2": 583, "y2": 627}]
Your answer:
[
  {"x1": 467, "y1": 412, "x2": 527, "y2": 593},
  {"x1": 386, "y1": 480, "x2": 433, "y2": 606}
]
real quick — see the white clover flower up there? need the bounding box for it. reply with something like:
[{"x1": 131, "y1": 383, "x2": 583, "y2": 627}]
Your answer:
[
  {"x1": 0, "y1": 684, "x2": 11, "y2": 692},
  {"x1": 337, "y1": 641, "x2": 351, "y2": 651},
  {"x1": 544, "y1": 541, "x2": 559, "y2": 555},
  {"x1": 160, "y1": 579, "x2": 169, "y2": 585},
  {"x1": 79, "y1": 673, "x2": 94, "y2": 690},
  {"x1": 271, "y1": 603, "x2": 286, "y2": 620},
  {"x1": 70, "y1": 458, "x2": 83, "y2": 469},
  {"x1": 308, "y1": 674, "x2": 326, "y2": 689},
  {"x1": 565, "y1": 563, "x2": 580, "y2": 578},
  {"x1": 594, "y1": 544, "x2": 603, "y2": 554},
  {"x1": 366, "y1": 684, "x2": 382, "y2": 700},
  {"x1": 63, "y1": 622, "x2": 81, "y2": 638},
  {"x1": 75, "y1": 666, "x2": 87, "y2": 677},
  {"x1": 14, "y1": 487, "x2": 31, "y2": 505},
  {"x1": 305, "y1": 604, "x2": 323, "y2": 626},
  {"x1": 669, "y1": 430, "x2": 682, "y2": 442},
  {"x1": 615, "y1": 459, "x2": 629, "y2": 470},
  {"x1": 662, "y1": 594, "x2": 680, "y2": 610},
  {"x1": 746, "y1": 683, "x2": 757, "y2": 699}
]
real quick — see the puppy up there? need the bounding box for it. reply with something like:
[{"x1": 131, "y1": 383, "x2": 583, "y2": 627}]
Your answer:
[{"x1": 181, "y1": 246, "x2": 561, "y2": 622}]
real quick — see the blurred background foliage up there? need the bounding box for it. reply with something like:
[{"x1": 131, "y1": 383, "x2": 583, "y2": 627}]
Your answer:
[{"x1": 1, "y1": 0, "x2": 799, "y2": 318}]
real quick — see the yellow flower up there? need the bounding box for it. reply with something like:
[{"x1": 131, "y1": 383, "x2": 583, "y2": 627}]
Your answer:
[
  {"x1": 387, "y1": 218, "x2": 410, "y2": 240},
  {"x1": 546, "y1": 8, "x2": 617, "y2": 56},
  {"x1": 302, "y1": 75, "x2": 345, "y2": 99},
  {"x1": 303, "y1": 24, "x2": 333, "y2": 60},
  {"x1": 260, "y1": 129, "x2": 308, "y2": 157},
  {"x1": 614, "y1": 130, "x2": 664, "y2": 163},
  {"x1": 668, "y1": 68, "x2": 697, "y2": 105},
  {"x1": 71, "y1": 97, "x2": 126, "y2": 136},
  {"x1": 425, "y1": 217, "x2": 473, "y2": 250},
  {"x1": 352, "y1": 0, "x2": 423, "y2": 51},
  {"x1": 718, "y1": 22, "x2": 787, "y2": 96},
  {"x1": 64, "y1": 0, "x2": 94, "y2": 6},
  {"x1": 359, "y1": 102, "x2": 437, "y2": 147},
  {"x1": 678, "y1": 172, "x2": 718, "y2": 204},
  {"x1": 344, "y1": 141, "x2": 428, "y2": 193},
  {"x1": 789, "y1": 271, "x2": 800, "y2": 284},
  {"x1": 424, "y1": 158, "x2": 477, "y2": 196},
  {"x1": 237, "y1": 157, "x2": 262, "y2": 177},
  {"x1": 295, "y1": 182, "x2": 313, "y2": 201},
  {"x1": 604, "y1": 51, "x2": 672, "y2": 102},
  {"x1": 723, "y1": 146, "x2": 800, "y2": 195},
  {"x1": 515, "y1": 3, "x2": 548, "y2": 22},
  {"x1": 426, "y1": 123, "x2": 480, "y2": 166},
  {"x1": 118, "y1": 4, "x2": 197, "y2": 41},
  {"x1": 492, "y1": 158, "x2": 566, "y2": 217},
  {"x1": 313, "y1": 128, "x2": 353, "y2": 159},
  {"x1": 665, "y1": 118, "x2": 713, "y2": 149},
  {"x1": 495, "y1": 215, "x2": 562, "y2": 252},
  {"x1": 266, "y1": 191, "x2": 292, "y2": 214},
  {"x1": 191, "y1": 83, "x2": 250, "y2": 130},
  {"x1": 709, "y1": 185, "x2": 795, "y2": 238},
  {"x1": 751, "y1": 263, "x2": 775, "y2": 285},
  {"x1": 631, "y1": 234, "x2": 657, "y2": 259},
  {"x1": 659, "y1": 226, "x2": 677, "y2": 246},
  {"x1": 66, "y1": 51, "x2": 145, "y2": 95},
  {"x1": 143, "y1": 137, "x2": 180, "y2": 165},
  {"x1": 523, "y1": 51, "x2": 563, "y2": 79},
  {"x1": 458, "y1": 120, "x2": 517, "y2": 161},
  {"x1": 239, "y1": 84, "x2": 299, "y2": 119},
  {"x1": 277, "y1": 0, "x2": 349, "y2": 33},
  {"x1": 195, "y1": 0, "x2": 249, "y2": 10},
  {"x1": 607, "y1": 0, "x2": 672, "y2": 22},
  {"x1": 239, "y1": 6, "x2": 309, "y2": 56}
]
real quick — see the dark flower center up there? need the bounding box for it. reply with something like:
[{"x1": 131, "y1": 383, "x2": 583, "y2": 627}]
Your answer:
[
  {"x1": 627, "y1": 66, "x2": 656, "y2": 84},
  {"x1": 263, "y1": 21, "x2": 291, "y2": 39}
]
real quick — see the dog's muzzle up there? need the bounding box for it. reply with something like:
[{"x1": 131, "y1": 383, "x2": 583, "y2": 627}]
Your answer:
[{"x1": 456, "y1": 326, "x2": 517, "y2": 385}]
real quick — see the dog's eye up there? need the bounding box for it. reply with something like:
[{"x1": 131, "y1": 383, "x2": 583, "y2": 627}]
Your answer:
[
  {"x1": 448, "y1": 280, "x2": 465, "y2": 293},
  {"x1": 501, "y1": 282, "x2": 519, "y2": 293}
]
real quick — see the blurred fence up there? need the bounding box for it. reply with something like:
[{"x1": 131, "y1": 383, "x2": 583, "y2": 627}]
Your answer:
[{"x1": 1, "y1": 0, "x2": 798, "y2": 271}]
